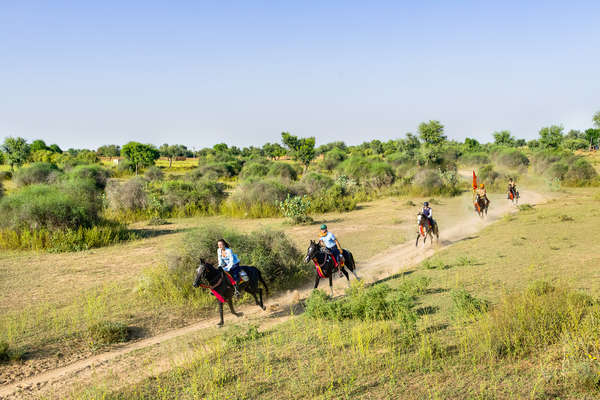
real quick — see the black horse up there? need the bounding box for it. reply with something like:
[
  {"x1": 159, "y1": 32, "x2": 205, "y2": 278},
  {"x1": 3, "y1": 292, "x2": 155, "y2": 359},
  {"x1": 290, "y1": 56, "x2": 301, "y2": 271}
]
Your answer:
[
  {"x1": 193, "y1": 261, "x2": 269, "y2": 327},
  {"x1": 304, "y1": 240, "x2": 359, "y2": 296},
  {"x1": 474, "y1": 194, "x2": 489, "y2": 217},
  {"x1": 416, "y1": 212, "x2": 439, "y2": 247},
  {"x1": 507, "y1": 185, "x2": 519, "y2": 205}
]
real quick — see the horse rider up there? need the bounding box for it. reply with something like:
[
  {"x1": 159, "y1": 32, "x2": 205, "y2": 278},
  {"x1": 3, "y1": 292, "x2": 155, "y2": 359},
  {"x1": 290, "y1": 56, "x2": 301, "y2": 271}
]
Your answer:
[
  {"x1": 421, "y1": 201, "x2": 435, "y2": 229},
  {"x1": 318, "y1": 224, "x2": 344, "y2": 275},
  {"x1": 476, "y1": 183, "x2": 490, "y2": 207},
  {"x1": 217, "y1": 238, "x2": 242, "y2": 296},
  {"x1": 507, "y1": 178, "x2": 517, "y2": 199}
]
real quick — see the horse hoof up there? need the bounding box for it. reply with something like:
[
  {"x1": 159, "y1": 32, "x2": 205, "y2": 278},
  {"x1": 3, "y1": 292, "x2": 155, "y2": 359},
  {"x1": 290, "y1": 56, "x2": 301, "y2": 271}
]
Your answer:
[
  {"x1": 262, "y1": 306, "x2": 266, "y2": 311},
  {"x1": 217, "y1": 322, "x2": 224, "y2": 328},
  {"x1": 235, "y1": 312, "x2": 244, "y2": 318}
]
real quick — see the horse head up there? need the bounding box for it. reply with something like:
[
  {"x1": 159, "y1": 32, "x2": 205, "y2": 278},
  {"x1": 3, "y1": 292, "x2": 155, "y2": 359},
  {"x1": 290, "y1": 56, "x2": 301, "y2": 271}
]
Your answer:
[
  {"x1": 417, "y1": 212, "x2": 423, "y2": 225},
  {"x1": 304, "y1": 240, "x2": 319, "y2": 263},
  {"x1": 193, "y1": 259, "x2": 212, "y2": 287}
]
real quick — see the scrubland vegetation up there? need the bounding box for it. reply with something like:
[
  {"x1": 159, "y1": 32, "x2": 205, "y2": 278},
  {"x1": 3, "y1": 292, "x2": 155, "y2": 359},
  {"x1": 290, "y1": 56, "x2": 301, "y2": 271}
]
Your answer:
[{"x1": 2, "y1": 112, "x2": 600, "y2": 399}]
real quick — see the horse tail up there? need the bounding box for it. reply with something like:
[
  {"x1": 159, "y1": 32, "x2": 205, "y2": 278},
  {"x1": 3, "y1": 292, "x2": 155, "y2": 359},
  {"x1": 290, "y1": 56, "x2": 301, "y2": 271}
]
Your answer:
[
  {"x1": 257, "y1": 269, "x2": 269, "y2": 297},
  {"x1": 345, "y1": 250, "x2": 356, "y2": 272}
]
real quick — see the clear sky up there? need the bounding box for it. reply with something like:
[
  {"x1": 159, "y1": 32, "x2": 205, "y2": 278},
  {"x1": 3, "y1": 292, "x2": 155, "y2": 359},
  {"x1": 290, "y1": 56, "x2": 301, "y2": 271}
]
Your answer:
[{"x1": 1, "y1": 1, "x2": 599, "y2": 150}]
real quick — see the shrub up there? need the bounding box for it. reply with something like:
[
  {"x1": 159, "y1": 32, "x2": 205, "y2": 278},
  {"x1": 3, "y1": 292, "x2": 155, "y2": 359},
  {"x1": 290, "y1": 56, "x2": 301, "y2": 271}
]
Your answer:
[
  {"x1": 144, "y1": 166, "x2": 164, "y2": 181},
  {"x1": 116, "y1": 159, "x2": 135, "y2": 175},
  {"x1": 451, "y1": 289, "x2": 489, "y2": 320},
  {"x1": 477, "y1": 164, "x2": 502, "y2": 188},
  {"x1": 0, "y1": 341, "x2": 24, "y2": 362},
  {"x1": 386, "y1": 151, "x2": 412, "y2": 166},
  {"x1": 411, "y1": 169, "x2": 443, "y2": 195},
  {"x1": 460, "y1": 152, "x2": 491, "y2": 165},
  {"x1": 13, "y1": 162, "x2": 62, "y2": 187},
  {"x1": 308, "y1": 184, "x2": 357, "y2": 213},
  {"x1": 533, "y1": 150, "x2": 597, "y2": 186},
  {"x1": 160, "y1": 180, "x2": 226, "y2": 216},
  {"x1": 458, "y1": 285, "x2": 594, "y2": 361},
  {"x1": 295, "y1": 172, "x2": 334, "y2": 196},
  {"x1": 564, "y1": 158, "x2": 597, "y2": 185},
  {"x1": 304, "y1": 280, "x2": 425, "y2": 331},
  {"x1": 87, "y1": 320, "x2": 129, "y2": 347},
  {"x1": 67, "y1": 164, "x2": 111, "y2": 189},
  {"x1": 239, "y1": 161, "x2": 270, "y2": 180},
  {"x1": 168, "y1": 226, "x2": 310, "y2": 291},
  {"x1": 106, "y1": 178, "x2": 148, "y2": 212},
  {"x1": 278, "y1": 194, "x2": 312, "y2": 224},
  {"x1": 0, "y1": 224, "x2": 137, "y2": 252},
  {"x1": 0, "y1": 170, "x2": 12, "y2": 181},
  {"x1": 223, "y1": 179, "x2": 291, "y2": 217},
  {"x1": 0, "y1": 180, "x2": 102, "y2": 230},
  {"x1": 495, "y1": 148, "x2": 530, "y2": 169},
  {"x1": 322, "y1": 148, "x2": 347, "y2": 170},
  {"x1": 268, "y1": 162, "x2": 298, "y2": 181},
  {"x1": 195, "y1": 161, "x2": 242, "y2": 179}
]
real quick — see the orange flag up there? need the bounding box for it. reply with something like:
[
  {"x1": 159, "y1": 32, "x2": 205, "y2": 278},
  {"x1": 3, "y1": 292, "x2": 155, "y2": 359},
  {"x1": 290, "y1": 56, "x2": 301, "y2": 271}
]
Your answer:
[{"x1": 472, "y1": 170, "x2": 477, "y2": 190}]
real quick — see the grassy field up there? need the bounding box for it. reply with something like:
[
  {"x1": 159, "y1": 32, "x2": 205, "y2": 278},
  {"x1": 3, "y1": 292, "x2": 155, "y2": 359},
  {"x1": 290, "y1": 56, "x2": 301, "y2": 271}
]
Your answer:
[
  {"x1": 1, "y1": 192, "x2": 479, "y2": 382},
  {"x1": 67, "y1": 187, "x2": 600, "y2": 399}
]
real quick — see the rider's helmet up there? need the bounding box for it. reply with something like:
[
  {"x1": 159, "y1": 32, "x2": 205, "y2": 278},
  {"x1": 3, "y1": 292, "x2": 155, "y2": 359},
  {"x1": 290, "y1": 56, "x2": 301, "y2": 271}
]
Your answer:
[
  {"x1": 480, "y1": 183, "x2": 485, "y2": 188},
  {"x1": 320, "y1": 224, "x2": 327, "y2": 231},
  {"x1": 423, "y1": 201, "x2": 429, "y2": 207}
]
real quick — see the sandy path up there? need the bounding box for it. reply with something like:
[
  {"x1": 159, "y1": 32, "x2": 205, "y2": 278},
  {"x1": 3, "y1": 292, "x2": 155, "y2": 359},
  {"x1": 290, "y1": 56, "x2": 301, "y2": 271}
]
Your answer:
[{"x1": 0, "y1": 190, "x2": 547, "y2": 399}]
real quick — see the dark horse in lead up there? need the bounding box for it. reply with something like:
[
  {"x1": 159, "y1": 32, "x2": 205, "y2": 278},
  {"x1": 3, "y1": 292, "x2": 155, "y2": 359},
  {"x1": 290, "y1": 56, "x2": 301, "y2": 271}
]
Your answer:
[
  {"x1": 304, "y1": 240, "x2": 359, "y2": 296},
  {"x1": 193, "y1": 261, "x2": 269, "y2": 326}
]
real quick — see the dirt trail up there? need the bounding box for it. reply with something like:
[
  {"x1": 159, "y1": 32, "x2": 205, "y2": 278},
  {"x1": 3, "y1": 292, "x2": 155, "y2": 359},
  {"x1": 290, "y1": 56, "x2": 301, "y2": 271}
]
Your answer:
[{"x1": 0, "y1": 190, "x2": 548, "y2": 399}]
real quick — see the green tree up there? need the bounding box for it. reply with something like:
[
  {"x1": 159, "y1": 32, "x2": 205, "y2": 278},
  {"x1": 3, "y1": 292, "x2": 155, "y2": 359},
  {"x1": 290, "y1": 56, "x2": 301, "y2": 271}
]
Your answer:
[
  {"x1": 262, "y1": 142, "x2": 287, "y2": 160},
  {"x1": 159, "y1": 144, "x2": 189, "y2": 168},
  {"x1": 48, "y1": 144, "x2": 62, "y2": 153},
  {"x1": 30, "y1": 139, "x2": 48, "y2": 153},
  {"x1": 121, "y1": 142, "x2": 160, "y2": 175},
  {"x1": 539, "y1": 125, "x2": 564, "y2": 149},
  {"x1": 281, "y1": 132, "x2": 316, "y2": 172},
  {"x1": 464, "y1": 137, "x2": 481, "y2": 151},
  {"x1": 584, "y1": 128, "x2": 600, "y2": 149},
  {"x1": 593, "y1": 111, "x2": 600, "y2": 129},
  {"x1": 493, "y1": 130, "x2": 516, "y2": 146},
  {"x1": 418, "y1": 120, "x2": 447, "y2": 146},
  {"x1": 1, "y1": 137, "x2": 30, "y2": 171},
  {"x1": 97, "y1": 144, "x2": 121, "y2": 157}
]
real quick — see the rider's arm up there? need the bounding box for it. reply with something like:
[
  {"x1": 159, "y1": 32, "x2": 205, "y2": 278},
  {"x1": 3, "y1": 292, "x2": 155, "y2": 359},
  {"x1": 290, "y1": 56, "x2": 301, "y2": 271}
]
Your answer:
[
  {"x1": 335, "y1": 239, "x2": 342, "y2": 253},
  {"x1": 224, "y1": 249, "x2": 235, "y2": 270},
  {"x1": 217, "y1": 249, "x2": 224, "y2": 267}
]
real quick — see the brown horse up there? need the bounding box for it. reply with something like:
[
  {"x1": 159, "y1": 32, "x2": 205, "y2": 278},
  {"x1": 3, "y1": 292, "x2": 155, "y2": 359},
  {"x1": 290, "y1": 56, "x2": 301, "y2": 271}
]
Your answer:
[
  {"x1": 416, "y1": 212, "x2": 439, "y2": 246},
  {"x1": 508, "y1": 186, "x2": 519, "y2": 205},
  {"x1": 474, "y1": 194, "x2": 489, "y2": 217}
]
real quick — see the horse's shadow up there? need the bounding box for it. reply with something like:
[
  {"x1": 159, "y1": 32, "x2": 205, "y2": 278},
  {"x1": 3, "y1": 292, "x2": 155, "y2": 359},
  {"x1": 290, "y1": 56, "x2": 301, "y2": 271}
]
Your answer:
[{"x1": 371, "y1": 270, "x2": 415, "y2": 285}]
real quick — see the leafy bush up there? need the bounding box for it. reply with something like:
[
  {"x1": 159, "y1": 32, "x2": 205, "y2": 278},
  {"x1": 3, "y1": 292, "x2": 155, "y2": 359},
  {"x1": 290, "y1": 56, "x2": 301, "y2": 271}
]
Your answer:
[
  {"x1": 451, "y1": 289, "x2": 489, "y2": 319},
  {"x1": 223, "y1": 179, "x2": 291, "y2": 217},
  {"x1": 195, "y1": 160, "x2": 242, "y2": 179},
  {"x1": 0, "y1": 170, "x2": 12, "y2": 181},
  {"x1": 144, "y1": 166, "x2": 164, "y2": 181},
  {"x1": 460, "y1": 152, "x2": 491, "y2": 165},
  {"x1": 106, "y1": 177, "x2": 148, "y2": 212},
  {"x1": 494, "y1": 148, "x2": 530, "y2": 169},
  {"x1": 477, "y1": 164, "x2": 502, "y2": 189},
  {"x1": 564, "y1": 158, "x2": 597, "y2": 185},
  {"x1": 295, "y1": 172, "x2": 334, "y2": 196},
  {"x1": 308, "y1": 184, "x2": 357, "y2": 213},
  {"x1": 267, "y1": 162, "x2": 298, "y2": 181},
  {"x1": 167, "y1": 226, "x2": 310, "y2": 291},
  {"x1": 304, "y1": 280, "x2": 426, "y2": 331},
  {"x1": 278, "y1": 194, "x2": 312, "y2": 224},
  {"x1": 116, "y1": 159, "x2": 135, "y2": 175},
  {"x1": 0, "y1": 341, "x2": 24, "y2": 362},
  {"x1": 160, "y1": 180, "x2": 226, "y2": 216},
  {"x1": 322, "y1": 148, "x2": 347, "y2": 170},
  {"x1": 337, "y1": 156, "x2": 395, "y2": 188},
  {"x1": 239, "y1": 161, "x2": 270, "y2": 180},
  {"x1": 533, "y1": 150, "x2": 597, "y2": 186},
  {"x1": 13, "y1": 162, "x2": 62, "y2": 187},
  {"x1": 0, "y1": 224, "x2": 137, "y2": 252},
  {"x1": 67, "y1": 164, "x2": 111, "y2": 189},
  {"x1": 87, "y1": 320, "x2": 129, "y2": 347},
  {"x1": 0, "y1": 180, "x2": 102, "y2": 230}
]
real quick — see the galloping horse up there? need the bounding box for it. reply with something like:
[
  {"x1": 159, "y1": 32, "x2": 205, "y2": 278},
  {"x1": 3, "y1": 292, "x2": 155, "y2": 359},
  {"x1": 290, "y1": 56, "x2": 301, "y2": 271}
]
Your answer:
[
  {"x1": 193, "y1": 261, "x2": 269, "y2": 326},
  {"x1": 508, "y1": 186, "x2": 519, "y2": 205},
  {"x1": 304, "y1": 241, "x2": 359, "y2": 296},
  {"x1": 416, "y1": 212, "x2": 439, "y2": 247},
  {"x1": 474, "y1": 195, "x2": 489, "y2": 217}
]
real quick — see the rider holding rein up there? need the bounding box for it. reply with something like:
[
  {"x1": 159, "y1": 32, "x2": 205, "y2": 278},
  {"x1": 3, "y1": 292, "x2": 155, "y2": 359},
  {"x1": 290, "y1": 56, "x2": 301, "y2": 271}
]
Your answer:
[
  {"x1": 217, "y1": 239, "x2": 241, "y2": 296},
  {"x1": 319, "y1": 224, "x2": 344, "y2": 274},
  {"x1": 476, "y1": 183, "x2": 490, "y2": 206},
  {"x1": 508, "y1": 178, "x2": 517, "y2": 198},
  {"x1": 421, "y1": 201, "x2": 434, "y2": 228}
]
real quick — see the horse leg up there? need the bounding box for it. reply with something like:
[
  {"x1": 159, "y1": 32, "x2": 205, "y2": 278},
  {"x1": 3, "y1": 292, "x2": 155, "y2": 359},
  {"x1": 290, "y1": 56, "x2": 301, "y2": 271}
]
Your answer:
[
  {"x1": 349, "y1": 266, "x2": 360, "y2": 280},
  {"x1": 217, "y1": 302, "x2": 224, "y2": 327},
  {"x1": 415, "y1": 234, "x2": 420, "y2": 247},
  {"x1": 257, "y1": 288, "x2": 265, "y2": 310},
  {"x1": 314, "y1": 273, "x2": 320, "y2": 289},
  {"x1": 342, "y1": 268, "x2": 350, "y2": 287},
  {"x1": 227, "y1": 299, "x2": 243, "y2": 318},
  {"x1": 329, "y1": 274, "x2": 334, "y2": 297}
]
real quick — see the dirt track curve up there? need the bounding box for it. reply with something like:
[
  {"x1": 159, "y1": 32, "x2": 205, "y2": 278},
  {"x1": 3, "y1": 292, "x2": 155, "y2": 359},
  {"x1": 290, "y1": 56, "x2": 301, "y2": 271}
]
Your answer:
[{"x1": 0, "y1": 190, "x2": 547, "y2": 399}]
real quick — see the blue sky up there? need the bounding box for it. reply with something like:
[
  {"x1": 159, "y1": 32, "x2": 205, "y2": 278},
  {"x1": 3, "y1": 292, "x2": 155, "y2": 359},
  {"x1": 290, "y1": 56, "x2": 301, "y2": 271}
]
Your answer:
[{"x1": 1, "y1": 1, "x2": 599, "y2": 150}]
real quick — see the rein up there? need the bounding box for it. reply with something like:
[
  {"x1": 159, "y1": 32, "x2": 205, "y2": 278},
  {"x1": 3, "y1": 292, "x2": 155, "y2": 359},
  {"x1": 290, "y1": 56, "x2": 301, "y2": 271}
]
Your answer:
[
  {"x1": 198, "y1": 269, "x2": 232, "y2": 304},
  {"x1": 311, "y1": 249, "x2": 332, "y2": 278}
]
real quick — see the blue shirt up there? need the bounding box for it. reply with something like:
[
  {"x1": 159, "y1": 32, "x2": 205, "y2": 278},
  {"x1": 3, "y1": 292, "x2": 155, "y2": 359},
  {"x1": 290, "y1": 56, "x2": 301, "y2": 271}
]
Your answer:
[
  {"x1": 217, "y1": 248, "x2": 240, "y2": 270},
  {"x1": 320, "y1": 232, "x2": 337, "y2": 249}
]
